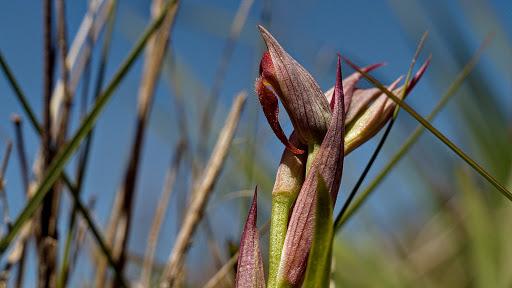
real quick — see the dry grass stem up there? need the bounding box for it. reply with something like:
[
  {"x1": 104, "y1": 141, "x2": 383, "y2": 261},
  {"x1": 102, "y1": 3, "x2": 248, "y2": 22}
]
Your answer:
[
  {"x1": 110, "y1": 1, "x2": 180, "y2": 285},
  {"x1": 55, "y1": 0, "x2": 71, "y2": 149},
  {"x1": 39, "y1": 0, "x2": 57, "y2": 286},
  {"x1": 11, "y1": 116, "x2": 29, "y2": 287},
  {"x1": 139, "y1": 141, "x2": 184, "y2": 288},
  {"x1": 50, "y1": 0, "x2": 112, "y2": 128},
  {"x1": 160, "y1": 92, "x2": 247, "y2": 288},
  {"x1": 11, "y1": 116, "x2": 29, "y2": 194},
  {"x1": 0, "y1": 140, "x2": 12, "y2": 230},
  {"x1": 202, "y1": 252, "x2": 239, "y2": 288},
  {"x1": 198, "y1": 0, "x2": 255, "y2": 159},
  {"x1": 203, "y1": 219, "x2": 234, "y2": 287},
  {"x1": 93, "y1": 188, "x2": 123, "y2": 288}
]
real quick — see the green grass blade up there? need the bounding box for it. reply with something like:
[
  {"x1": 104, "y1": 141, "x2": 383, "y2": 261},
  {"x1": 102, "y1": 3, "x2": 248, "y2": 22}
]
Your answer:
[
  {"x1": 0, "y1": 51, "x2": 42, "y2": 134},
  {"x1": 58, "y1": 2, "x2": 119, "y2": 287},
  {"x1": 339, "y1": 45, "x2": 510, "y2": 203},
  {"x1": 334, "y1": 31, "x2": 428, "y2": 232},
  {"x1": 0, "y1": 0, "x2": 173, "y2": 273},
  {"x1": 336, "y1": 36, "x2": 495, "y2": 228}
]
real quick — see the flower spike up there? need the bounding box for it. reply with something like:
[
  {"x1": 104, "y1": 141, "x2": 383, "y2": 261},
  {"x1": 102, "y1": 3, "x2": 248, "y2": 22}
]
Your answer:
[
  {"x1": 236, "y1": 187, "x2": 265, "y2": 288},
  {"x1": 276, "y1": 58, "x2": 345, "y2": 287}
]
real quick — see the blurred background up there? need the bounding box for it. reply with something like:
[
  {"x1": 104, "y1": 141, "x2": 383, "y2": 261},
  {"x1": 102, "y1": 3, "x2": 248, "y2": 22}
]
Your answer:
[{"x1": 0, "y1": 0, "x2": 510, "y2": 287}]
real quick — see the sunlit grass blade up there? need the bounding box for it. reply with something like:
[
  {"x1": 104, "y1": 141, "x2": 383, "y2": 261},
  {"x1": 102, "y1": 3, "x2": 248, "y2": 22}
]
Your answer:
[
  {"x1": 336, "y1": 35, "x2": 496, "y2": 228},
  {"x1": 334, "y1": 31, "x2": 428, "y2": 232},
  {"x1": 0, "y1": 1, "x2": 174, "y2": 285},
  {"x1": 0, "y1": 51, "x2": 42, "y2": 134},
  {"x1": 303, "y1": 174, "x2": 333, "y2": 288},
  {"x1": 339, "y1": 50, "x2": 511, "y2": 202}
]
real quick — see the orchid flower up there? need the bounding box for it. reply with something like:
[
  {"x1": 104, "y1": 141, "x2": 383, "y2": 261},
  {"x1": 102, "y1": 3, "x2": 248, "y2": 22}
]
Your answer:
[{"x1": 236, "y1": 25, "x2": 429, "y2": 288}]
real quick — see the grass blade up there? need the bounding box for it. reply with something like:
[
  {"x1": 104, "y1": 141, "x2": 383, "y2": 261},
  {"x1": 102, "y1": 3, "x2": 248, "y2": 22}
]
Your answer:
[
  {"x1": 339, "y1": 47, "x2": 511, "y2": 202},
  {"x1": 337, "y1": 35, "x2": 495, "y2": 227}
]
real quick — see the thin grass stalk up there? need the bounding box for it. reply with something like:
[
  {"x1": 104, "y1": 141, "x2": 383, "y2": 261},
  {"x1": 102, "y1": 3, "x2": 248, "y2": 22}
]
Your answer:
[
  {"x1": 50, "y1": 0, "x2": 111, "y2": 129},
  {"x1": 60, "y1": 2, "x2": 118, "y2": 287},
  {"x1": 1, "y1": 222, "x2": 32, "y2": 287},
  {"x1": 334, "y1": 31, "x2": 428, "y2": 231},
  {"x1": 56, "y1": 0, "x2": 72, "y2": 149},
  {"x1": 160, "y1": 92, "x2": 247, "y2": 288},
  {"x1": 0, "y1": 140, "x2": 12, "y2": 231},
  {"x1": 11, "y1": 116, "x2": 29, "y2": 288},
  {"x1": 11, "y1": 116, "x2": 29, "y2": 194},
  {"x1": 93, "y1": 188, "x2": 124, "y2": 288},
  {"x1": 140, "y1": 141, "x2": 184, "y2": 288},
  {"x1": 0, "y1": 51, "x2": 42, "y2": 133},
  {"x1": 59, "y1": 197, "x2": 95, "y2": 287},
  {"x1": 62, "y1": 177, "x2": 128, "y2": 287},
  {"x1": 336, "y1": 35, "x2": 493, "y2": 228},
  {"x1": 163, "y1": 51, "x2": 197, "y2": 231},
  {"x1": 111, "y1": 2, "x2": 180, "y2": 286},
  {"x1": 203, "y1": 218, "x2": 234, "y2": 288},
  {"x1": 198, "y1": 0, "x2": 255, "y2": 160},
  {"x1": 39, "y1": 0, "x2": 57, "y2": 286}
]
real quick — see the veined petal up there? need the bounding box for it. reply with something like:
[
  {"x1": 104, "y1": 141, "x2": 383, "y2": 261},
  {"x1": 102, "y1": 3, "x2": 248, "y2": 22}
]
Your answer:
[
  {"x1": 276, "y1": 58, "x2": 345, "y2": 287},
  {"x1": 236, "y1": 188, "x2": 265, "y2": 288},
  {"x1": 258, "y1": 25, "x2": 332, "y2": 146},
  {"x1": 345, "y1": 88, "x2": 381, "y2": 124},
  {"x1": 344, "y1": 76, "x2": 402, "y2": 155}
]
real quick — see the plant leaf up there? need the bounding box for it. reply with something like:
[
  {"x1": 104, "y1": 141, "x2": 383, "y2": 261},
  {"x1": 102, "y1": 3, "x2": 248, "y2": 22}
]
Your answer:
[
  {"x1": 303, "y1": 174, "x2": 333, "y2": 288},
  {"x1": 236, "y1": 188, "x2": 265, "y2": 288}
]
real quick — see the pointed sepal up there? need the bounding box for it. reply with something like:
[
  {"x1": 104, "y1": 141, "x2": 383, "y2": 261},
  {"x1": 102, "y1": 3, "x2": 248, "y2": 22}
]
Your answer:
[
  {"x1": 236, "y1": 188, "x2": 266, "y2": 288},
  {"x1": 257, "y1": 25, "x2": 332, "y2": 147}
]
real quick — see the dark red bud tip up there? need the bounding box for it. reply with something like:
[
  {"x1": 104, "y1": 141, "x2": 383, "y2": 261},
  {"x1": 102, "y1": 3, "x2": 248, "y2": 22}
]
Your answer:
[
  {"x1": 405, "y1": 56, "x2": 431, "y2": 95},
  {"x1": 256, "y1": 79, "x2": 305, "y2": 154}
]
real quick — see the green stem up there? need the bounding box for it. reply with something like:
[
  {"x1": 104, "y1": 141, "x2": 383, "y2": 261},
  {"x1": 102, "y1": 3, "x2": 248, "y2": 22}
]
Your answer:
[
  {"x1": 268, "y1": 141, "x2": 321, "y2": 288},
  {"x1": 268, "y1": 194, "x2": 295, "y2": 288}
]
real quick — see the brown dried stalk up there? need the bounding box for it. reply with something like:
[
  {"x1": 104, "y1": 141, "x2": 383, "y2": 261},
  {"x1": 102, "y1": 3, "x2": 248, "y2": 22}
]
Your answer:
[
  {"x1": 56, "y1": 0, "x2": 71, "y2": 149},
  {"x1": 39, "y1": 0, "x2": 57, "y2": 286},
  {"x1": 11, "y1": 115, "x2": 29, "y2": 288},
  {"x1": 160, "y1": 92, "x2": 247, "y2": 288},
  {"x1": 139, "y1": 141, "x2": 185, "y2": 288},
  {"x1": 198, "y1": 0, "x2": 255, "y2": 160},
  {"x1": 108, "y1": 1, "x2": 180, "y2": 287},
  {"x1": 0, "y1": 140, "x2": 12, "y2": 231}
]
